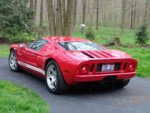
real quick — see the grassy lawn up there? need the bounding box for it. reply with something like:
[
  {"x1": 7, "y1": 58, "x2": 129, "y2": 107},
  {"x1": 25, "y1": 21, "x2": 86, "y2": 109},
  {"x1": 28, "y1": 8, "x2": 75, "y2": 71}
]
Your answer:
[
  {"x1": 0, "y1": 80, "x2": 49, "y2": 113},
  {"x1": 0, "y1": 44, "x2": 9, "y2": 57},
  {"x1": 73, "y1": 27, "x2": 150, "y2": 45}
]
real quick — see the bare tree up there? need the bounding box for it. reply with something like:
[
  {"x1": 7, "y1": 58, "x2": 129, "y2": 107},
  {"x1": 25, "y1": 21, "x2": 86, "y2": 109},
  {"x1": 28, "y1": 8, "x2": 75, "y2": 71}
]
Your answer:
[
  {"x1": 55, "y1": 0, "x2": 63, "y2": 35},
  {"x1": 121, "y1": 0, "x2": 127, "y2": 34},
  {"x1": 131, "y1": 0, "x2": 134, "y2": 29},
  {"x1": 96, "y1": 0, "x2": 99, "y2": 29},
  {"x1": 64, "y1": 0, "x2": 75, "y2": 36},
  {"x1": 47, "y1": 0, "x2": 56, "y2": 35},
  {"x1": 34, "y1": 0, "x2": 150, "y2": 30},
  {"x1": 30, "y1": 0, "x2": 34, "y2": 10},
  {"x1": 87, "y1": 0, "x2": 95, "y2": 26},
  {"x1": 40, "y1": 0, "x2": 44, "y2": 27},
  {"x1": 73, "y1": 0, "x2": 78, "y2": 26},
  {"x1": 148, "y1": 0, "x2": 150, "y2": 22},
  {"x1": 60, "y1": 0, "x2": 66, "y2": 34},
  {"x1": 34, "y1": 0, "x2": 37, "y2": 22},
  {"x1": 144, "y1": 0, "x2": 149, "y2": 24},
  {"x1": 82, "y1": 0, "x2": 86, "y2": 24},
  {"x1": 112, "y1": 0, "x2": 117, "y2": 28},
  {"x1": 133, "y1": 0, "x2": 137, "y2": 28},
  {"x1": 102, "y1": 0, "x2": 107, "y2": 27},
  {"x1": 131, "y1": 0, "x2": 137, "y2": 29},
  {"x1": 47, "y1": 0, "x2": 75, "y2": 36}
]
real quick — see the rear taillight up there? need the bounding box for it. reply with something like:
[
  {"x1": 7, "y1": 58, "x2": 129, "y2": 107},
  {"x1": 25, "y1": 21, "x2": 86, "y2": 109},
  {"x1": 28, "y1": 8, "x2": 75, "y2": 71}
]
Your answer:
[
  {"x1": 129, "y1": 62, "x2": 136, "y2": 71},
  {"x1": 80, "y1": 64, "x2": 89, "y2": 74}
]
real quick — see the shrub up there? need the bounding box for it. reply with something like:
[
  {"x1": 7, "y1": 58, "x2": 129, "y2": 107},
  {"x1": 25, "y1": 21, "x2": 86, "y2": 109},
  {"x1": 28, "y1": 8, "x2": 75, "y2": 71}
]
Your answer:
[
  {"x1": 9, "y1": 32, "x2": 37, "y2": 43},
  {"x1": 0, "y1": 0, "x2": 34, "y2": 37},
  {"x1": 107, "y1": 37, "x2": 121, "y2": 46},
  {"x1": 85, "y1": 27, "x2": 95, "y2": 41},
  {"x1": 135, "y1": 24, "x2": 149, "y2": 45}
]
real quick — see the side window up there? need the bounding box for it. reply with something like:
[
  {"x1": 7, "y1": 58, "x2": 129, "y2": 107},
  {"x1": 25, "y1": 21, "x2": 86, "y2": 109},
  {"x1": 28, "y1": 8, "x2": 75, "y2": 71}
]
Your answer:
[{"x1": 28, "y1": 39, "x2": 48, "y2": 51}]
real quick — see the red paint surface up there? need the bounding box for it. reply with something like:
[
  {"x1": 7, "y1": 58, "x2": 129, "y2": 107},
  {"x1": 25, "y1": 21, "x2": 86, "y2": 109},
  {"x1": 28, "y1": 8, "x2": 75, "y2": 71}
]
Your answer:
[{"x1": 10, "y1": 36, "x2": 138, "y2": 85}]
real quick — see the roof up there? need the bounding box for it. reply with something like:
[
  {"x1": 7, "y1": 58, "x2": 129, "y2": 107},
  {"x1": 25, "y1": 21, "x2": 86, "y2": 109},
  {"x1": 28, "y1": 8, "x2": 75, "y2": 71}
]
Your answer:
[{"x1": 44, "y1": 36, "x2": 90, "y2": 42}]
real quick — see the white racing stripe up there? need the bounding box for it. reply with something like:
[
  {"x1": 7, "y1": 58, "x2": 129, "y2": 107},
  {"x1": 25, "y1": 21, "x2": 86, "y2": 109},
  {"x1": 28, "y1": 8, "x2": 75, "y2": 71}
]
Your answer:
[{"x1": 18, "y1": 61, "x2": 45, "y2": 75}]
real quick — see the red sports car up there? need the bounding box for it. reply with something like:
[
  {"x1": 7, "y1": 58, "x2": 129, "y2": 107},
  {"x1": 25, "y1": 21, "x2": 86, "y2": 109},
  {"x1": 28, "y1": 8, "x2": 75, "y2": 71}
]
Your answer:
[{"x1": 9, "y1": 36, "x2": 138, "y2": 94}]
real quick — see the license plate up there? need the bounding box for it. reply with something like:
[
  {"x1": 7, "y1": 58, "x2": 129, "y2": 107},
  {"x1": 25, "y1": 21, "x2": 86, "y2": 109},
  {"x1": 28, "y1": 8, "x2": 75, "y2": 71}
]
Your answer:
[{"x1": 102, "y1": 64, "x2": 114, "y2": 72}]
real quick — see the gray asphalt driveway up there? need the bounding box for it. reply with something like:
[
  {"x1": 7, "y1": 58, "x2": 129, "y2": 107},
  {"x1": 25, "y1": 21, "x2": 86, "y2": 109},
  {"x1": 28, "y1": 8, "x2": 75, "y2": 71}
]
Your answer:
[{"x1": 0, "y1": 58, "x2": 150, "y2": 113}]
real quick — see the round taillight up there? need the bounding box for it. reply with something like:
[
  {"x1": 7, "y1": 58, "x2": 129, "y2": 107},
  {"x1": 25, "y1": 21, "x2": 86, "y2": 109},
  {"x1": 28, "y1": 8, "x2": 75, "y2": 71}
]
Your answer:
[
  {"x1": 80, "y1": 64, "x2": 89, "y2": 74},
  {"x1": 129, "y1": 63, "x2": 135, "y2": 70}
]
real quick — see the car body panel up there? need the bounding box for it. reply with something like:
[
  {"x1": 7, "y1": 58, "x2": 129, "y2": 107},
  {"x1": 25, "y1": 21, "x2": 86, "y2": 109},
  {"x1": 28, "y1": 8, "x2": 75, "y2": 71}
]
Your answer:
[{"x1": 10, "y1": 36, "x2": 138, "y2": 85}]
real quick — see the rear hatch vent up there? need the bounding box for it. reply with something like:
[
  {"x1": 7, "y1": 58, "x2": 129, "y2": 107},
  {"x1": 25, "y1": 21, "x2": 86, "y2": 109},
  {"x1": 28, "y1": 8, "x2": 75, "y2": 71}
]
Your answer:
[{"x1": 82, "y1": 52, "x2": 94, "y2": 58}]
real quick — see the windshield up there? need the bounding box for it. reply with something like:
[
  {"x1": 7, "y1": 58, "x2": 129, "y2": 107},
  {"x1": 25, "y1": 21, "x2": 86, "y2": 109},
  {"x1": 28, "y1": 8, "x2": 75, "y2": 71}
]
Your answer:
[{"x1": 58, "y1": 42, "x2": 105, "y2": 51}]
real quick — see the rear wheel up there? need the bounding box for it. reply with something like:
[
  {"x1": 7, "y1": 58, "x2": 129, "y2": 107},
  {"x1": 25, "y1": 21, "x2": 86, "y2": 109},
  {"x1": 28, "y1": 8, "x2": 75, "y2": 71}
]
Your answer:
[
  {"x1": 46, "y1": 61, "x2": 69, "y2": 94},
  {"x1": 115, "y1": 79, "x2": 130, "y2": 88},
  {"x1": 9, "y1": 50, "x2": 20, "y2": 72}
]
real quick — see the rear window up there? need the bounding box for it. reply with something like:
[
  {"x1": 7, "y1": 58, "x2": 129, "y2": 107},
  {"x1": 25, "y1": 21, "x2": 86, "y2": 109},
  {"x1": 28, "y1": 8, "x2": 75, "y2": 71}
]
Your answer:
[{"x1": 58, "y1": 42, "x2": 105, "y2": 51}]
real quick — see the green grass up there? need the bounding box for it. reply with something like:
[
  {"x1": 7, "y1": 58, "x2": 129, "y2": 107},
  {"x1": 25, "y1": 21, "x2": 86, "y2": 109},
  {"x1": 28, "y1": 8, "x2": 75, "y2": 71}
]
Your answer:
[
  {"x1": 0, "y1": 44, "x2": 9, "y2": 57},
  {"x1": 0, "y1": 80, "x2": 49, "y2": 113},
  {"x1": 73, "y1": 27, "x2": 150, "y2": 45}
]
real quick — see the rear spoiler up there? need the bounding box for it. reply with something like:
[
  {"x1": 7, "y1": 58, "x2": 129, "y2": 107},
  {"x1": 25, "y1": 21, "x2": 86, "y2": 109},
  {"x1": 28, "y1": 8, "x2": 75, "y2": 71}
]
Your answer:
[
  {"x1": 88, "y1": 58, "x2": 137, "y2": 61},
  {"x1": 85, "y1": 58, "x2": 138, "y2": 65}
]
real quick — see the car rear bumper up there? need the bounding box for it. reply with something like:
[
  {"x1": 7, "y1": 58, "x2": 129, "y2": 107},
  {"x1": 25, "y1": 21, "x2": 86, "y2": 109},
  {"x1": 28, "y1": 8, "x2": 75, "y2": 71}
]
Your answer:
[{"x1": 75, "y1": 72, "x2": 136, "y2": 82}]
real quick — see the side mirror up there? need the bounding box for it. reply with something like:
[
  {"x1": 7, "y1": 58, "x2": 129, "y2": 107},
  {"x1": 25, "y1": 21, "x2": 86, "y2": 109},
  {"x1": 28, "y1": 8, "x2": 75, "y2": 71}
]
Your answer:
[{"x1": 19, "y1": 43, "x2": 26, "y2": 48}]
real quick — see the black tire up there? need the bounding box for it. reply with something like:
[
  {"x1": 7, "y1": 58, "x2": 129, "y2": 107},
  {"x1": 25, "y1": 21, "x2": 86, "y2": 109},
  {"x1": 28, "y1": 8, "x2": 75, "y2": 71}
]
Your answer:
[
  {"x1": 115, "y1": 79, "x2": 130, "y2": 88},
  {"x1": 8, "y1": 50, "x2": 20, "y2": 72},
  {"x1": 45, "y1": 60, "x2": 69, "y2": 94}
]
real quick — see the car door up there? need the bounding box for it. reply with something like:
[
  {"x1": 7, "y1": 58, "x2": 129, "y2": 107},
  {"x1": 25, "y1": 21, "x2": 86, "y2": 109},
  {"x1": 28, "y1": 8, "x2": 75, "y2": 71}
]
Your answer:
[{"x1": 19, "y1": 39, "x2": 48, "y2": 74}]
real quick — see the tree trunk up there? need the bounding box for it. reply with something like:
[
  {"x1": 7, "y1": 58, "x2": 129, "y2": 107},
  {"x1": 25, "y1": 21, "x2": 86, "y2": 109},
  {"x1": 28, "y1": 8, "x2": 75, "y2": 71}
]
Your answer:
[
  {"x1": 40, "y1": 0, "x2": 43, "y2": 27},
  {"x1": 60, "y1": 0, "x2": 66, "y2": 34},
  {"x1": 148, "y1": 0, "x2": 150, "y2": 22},
  {"x1": 64, "y1": 0, "x2": 75, "y2": 36},
  {"x1": 47, "y1": 0, "x2": 56, "y2": 35},
  {"x1": 34, "y1": 0, "x2": 37, "y2": 22},
  {"x1": 70, "y1": 0, "x2": 77, "y2": 32},
  {"x1": 82, "y1": 0, "x2": 86, "y2": 24},
  {"x1": 133, "y1": 0, "x2": 137, "y2": 28},
  {"x1": 121, "y1": 0, "x2": 126, "y2": 34},
  {"x1": 73, "y1": 0, "x2": 77, "y2": 26},
  {"x1": 103, "y1": 0, "x2": 107, "y2": 27},
  {"x1": 130, "y1": 0, "x2": 136, "y2": 29},
  {"x1": 144, "y1": 0, "x2": 149, "y2": 24},
  {"x1": 96, "y1": 0, "x2": 99, "y2": 30},
  {"x1": 87, "y1": 0, "x2": 95, "y2": 26},
  {"x1": 131, "y1": 0, "x2": 134, "y2": 29},
  {"x1": 55, "y1": 0, "x2": 63, "y2": 35},
  {"x1": 30, "y1": 0, "x2": 34, "y2": 10},
  {"x1": 113, "y1": 0, "x2": 117, "y2": 28},
  {"x1": 131, "y1": 0, "x2": 136, "y2": 29}
]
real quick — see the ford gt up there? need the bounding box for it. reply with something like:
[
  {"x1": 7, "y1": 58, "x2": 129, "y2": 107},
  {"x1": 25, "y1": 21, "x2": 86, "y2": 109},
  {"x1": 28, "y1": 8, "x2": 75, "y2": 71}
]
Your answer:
[{"x1": 9, "y1": 36, "x2": 138, "y2": 94}]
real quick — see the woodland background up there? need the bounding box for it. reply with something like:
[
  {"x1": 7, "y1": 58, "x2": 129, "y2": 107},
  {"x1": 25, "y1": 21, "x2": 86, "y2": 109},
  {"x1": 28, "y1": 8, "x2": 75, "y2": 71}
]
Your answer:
[
  {"x1": 0, "y1": 0, "x2": 150, "y2": 77},
  {"x1": 32, "y1": 0, "x2": 150, "y2": 35}
]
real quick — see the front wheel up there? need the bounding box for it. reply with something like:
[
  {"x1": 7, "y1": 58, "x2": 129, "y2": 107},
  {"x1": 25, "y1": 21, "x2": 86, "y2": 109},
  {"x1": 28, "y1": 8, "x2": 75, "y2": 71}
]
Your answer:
[
  {"x1": 46, "y1": 61, "x2": 69, "y2": 94},
  {"x1": 8, "y1": 50, "x2": 20, "y2": 72}
]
